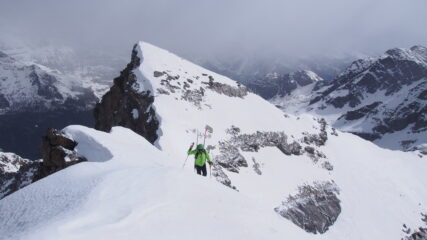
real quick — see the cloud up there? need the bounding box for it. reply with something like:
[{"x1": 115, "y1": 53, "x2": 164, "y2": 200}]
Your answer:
[{"x1": 1, "y1": 0, "x2": 426, "y2": 59}]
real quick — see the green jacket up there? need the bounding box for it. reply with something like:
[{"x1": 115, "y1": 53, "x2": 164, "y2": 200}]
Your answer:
[{"x1": 187, "y1": 149, "x2": 212, "y2": 167}]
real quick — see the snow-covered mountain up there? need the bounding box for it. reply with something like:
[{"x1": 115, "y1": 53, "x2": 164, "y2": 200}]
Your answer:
[
  {"x1": 1, "y1": 42, "x2": 425, "y2": 240},
  {"x1": 274, "y1": 46, "x2": 427, "y2": 151},
  {"x1": 0, "y1": 50, "x2": 101, "y2": 158},
  {"x1": 0, "y1": 51, "x2": 98, "y2": 113},
  {"x1": 200, "y1": 53, "x2": 354, "y2": 84},
  {"x1": 0, "y1": 38, "x2": 127, "y2": 159},
  {"x1": 247, "y1": 70, "x2": 324, "y2": 99}
]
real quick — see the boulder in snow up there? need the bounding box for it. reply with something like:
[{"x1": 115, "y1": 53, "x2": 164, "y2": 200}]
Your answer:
[{"x1": 275, "y1": 181, "x2": 341, "y2": 234}]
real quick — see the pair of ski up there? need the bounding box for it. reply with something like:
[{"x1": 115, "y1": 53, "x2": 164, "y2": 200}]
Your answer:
[{"x1": 182, "y1": 126, "x2": 213, "y2": 177}]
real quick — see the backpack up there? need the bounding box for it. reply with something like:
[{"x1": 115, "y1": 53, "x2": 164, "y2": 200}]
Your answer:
[{"x1": 195, "y1": 149, "x2": 206, "y2": 159}]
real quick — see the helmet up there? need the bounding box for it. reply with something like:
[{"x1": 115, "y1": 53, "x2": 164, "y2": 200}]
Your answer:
[{"x1": 196, "y1": 144, "x2": 204, "y2": 150}]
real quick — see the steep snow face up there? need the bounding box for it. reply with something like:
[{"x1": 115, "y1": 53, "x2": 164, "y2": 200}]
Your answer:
[
  {"x1": 0, "y1": 125, "x2": 426, "y2": 240},
  {"x1": 0, "y1": 51, "x2": 97, "y2": 114},
  {"x1": 275, "y1": 46, "x2": 427, "y2": 151},
  {"x1": 131, "y1": 42, "x2": 314, "y2": 159}
]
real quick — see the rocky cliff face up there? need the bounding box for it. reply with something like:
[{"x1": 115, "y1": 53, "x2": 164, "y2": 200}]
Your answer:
[
  {"x1": 0, "y1": 128, "x2": 86, "y2": 199},
  {"x1": 0, "y1": 152, "x2": 39, "y2": 199},
  {"x1": 37, "y1": 128, "x2": 86, "y2": 180},
  {"x1": 94, "y1": 45, "x2": 159, "y2": 143}
]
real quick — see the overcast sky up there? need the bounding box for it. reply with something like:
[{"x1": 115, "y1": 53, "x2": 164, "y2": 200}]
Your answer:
[{"x1": 1, "y1": 0, "x2": 426, "y2": 59}]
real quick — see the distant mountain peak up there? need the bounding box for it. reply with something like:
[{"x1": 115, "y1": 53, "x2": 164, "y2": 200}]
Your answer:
[{"x1": 275, "y1": 45, "x2": 427, "y2": 151}]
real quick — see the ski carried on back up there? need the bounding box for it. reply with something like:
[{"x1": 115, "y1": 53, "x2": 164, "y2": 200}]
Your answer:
[{"x1": 183, "y1": 125, "x2": 214, "y2": 177}]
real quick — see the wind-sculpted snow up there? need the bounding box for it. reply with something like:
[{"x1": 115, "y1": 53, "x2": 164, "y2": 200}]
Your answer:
[{"x1": 275, "y1": 181, "x2": 341, "y2": 234}]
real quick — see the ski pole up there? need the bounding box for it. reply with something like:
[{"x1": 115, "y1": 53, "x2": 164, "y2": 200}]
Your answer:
[
  {"x1": 182, "y1": 155, "x2": 190, "y2": 168},
  {"x1": 182, "y1": 142, "x2": 194, "y2": 168}
]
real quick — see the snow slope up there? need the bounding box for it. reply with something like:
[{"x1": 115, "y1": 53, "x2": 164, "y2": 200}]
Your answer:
[
  {"x1": 1, "y1": 42, "x2": 426, "y2": 240},
  {"x1": 0, "y1": 125, "x2": 425, "y2": 240}
]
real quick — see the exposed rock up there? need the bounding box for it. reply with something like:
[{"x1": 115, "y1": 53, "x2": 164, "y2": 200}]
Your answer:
[
  {"x1": 402, "y1": 213, "x2": 427, "y2": 240},
  {"x1": 303, "y1": 118, "x2": 328, "y2": 147},
  {"x1": 275, "y1": 181, "x2": 341, "y2": 234},
  {"x1": 94, "y1": 44, "x2": 160, "y2": 143},
  {"x1": 321, "y1": 161, "x2": 334, "y2": 171},
  {"x1": 203, "y1": 78, "x2": 248, "y2": 98},
  {"x1": 181, "y1": 88, "x2": 205, "y2": 108},
  {"x1": 277, "y1": 141, "x2": 302, "y2": 155},
  {"x1": 340, "y1": 101, "x2": 382, "y2": 121},
  {"x1": 304, "y1": 146, "x2": 315, "y2": 154},
  {"x1": 153, "y1": 71, "x2": 165, "y2": 77},
  {"x1": 211, "y1": 164, "x2": 237, "y2": 190},
  {"x1": 0, "y1": 152, "x2": 39, "y2": 199},
  {"x1": 252, "y1": 157, "x2": 262, "y2": 175},
  {"x1": 213, "y1": 126, "x2": 306, "y2": 187},
  {"x1": 36, "y1": 128, "x2": 86, "y2": 180}
]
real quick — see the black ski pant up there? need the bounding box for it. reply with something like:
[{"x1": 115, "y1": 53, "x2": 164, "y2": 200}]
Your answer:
[{"x1": 195, "y1": 164, "x2": 207, "y2": 176}]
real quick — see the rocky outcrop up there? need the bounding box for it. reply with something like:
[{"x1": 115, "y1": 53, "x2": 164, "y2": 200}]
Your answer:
[
  {"x1": 215, "y1": 126, "x2": 303, "y2": 174},
  {"x1": 36, "y1": 128, "x2": 86, "y2": 180},
  {"x1": 0, "y1": 152, "x2": 39, "y2": 199},
  {"x1": 0, "y1": 128, "x2": 86, "y2": 199},
  {"x1": 202, "y1": 77, "x2": 248, "y2": 98},
  {"x1": 275, "y1": 181, "x2": 341, "y2": 234},
  {"x1": 94, "y1": 44, "x2": 159, "y2": 143},
  {"x1": 402, "y1": 213, "x2": 427, "y2": 240},
  {"x1": 213, "y1": 120, "x2": 332, "y2": 188},
  {"x1": 303, "y1": 118, "x2": 328, "y2": 147}
]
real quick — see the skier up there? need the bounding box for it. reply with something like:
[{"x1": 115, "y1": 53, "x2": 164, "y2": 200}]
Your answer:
[{"x1": 187, "y1": 143, "x2": 212, "y2": 176}]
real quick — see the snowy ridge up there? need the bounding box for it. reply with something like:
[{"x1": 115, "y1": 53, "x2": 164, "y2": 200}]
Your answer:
[
  {"x1": 1, "y1": 42, "x2": 426, "y2": 240},
  {"x1": 0, "y1": 125, "x2": 425, "y2": 240}
]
